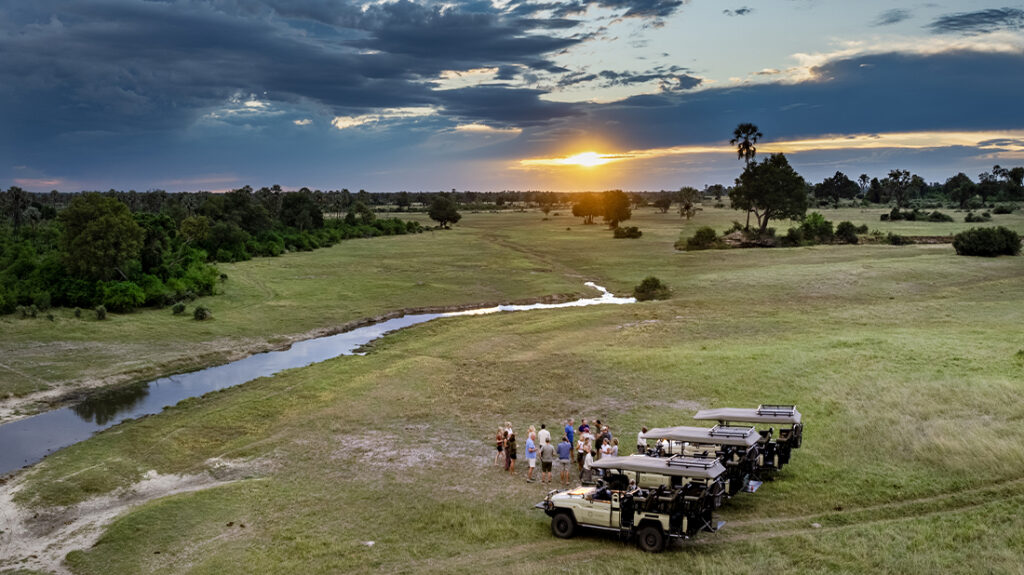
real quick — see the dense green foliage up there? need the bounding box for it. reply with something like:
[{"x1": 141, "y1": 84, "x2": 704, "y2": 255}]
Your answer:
[
  {"x1": 572, "y1": 190, "x2": 633, "y2": 228},
  {"x1": 633, "y1": 275, "x2": 670, "y2": 301},
  {"x1": 881, "y1": 208, "x2": 954, "y2": 222},
  {"x1": 679, "y1": 226, "x2": 720, "y2": 250},
  {"x1": 427, "y1": 193, "x2": 462, "y2": 228},
  {"x1": 0, "y1": 187, "x2": 424, "y2": 314},
  {"x1": 612, "y1": 226, "x2": 642, "y2": 238},
  {"x1": 952, "y1": 226, "x2": 1022, "y2": 256},
  {"x1": 731, "y1": 153, "x2": 808, "y2": 233}
]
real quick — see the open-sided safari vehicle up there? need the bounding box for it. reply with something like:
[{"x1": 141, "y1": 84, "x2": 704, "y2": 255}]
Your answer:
[
  {"x1": 693, "y1": 405, "x2": 803, "y2": 477},
  {"x1": 535, "y1": 455, "x2": 726, "y2": 552},
  {"x1": 641, "y1": 425, "x2": 761, "y2": 496}
]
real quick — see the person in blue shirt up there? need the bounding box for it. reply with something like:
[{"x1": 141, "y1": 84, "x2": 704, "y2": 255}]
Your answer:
[
  {"x1": 564, "y1": 418, "x2": 575, "y2": 448},
  {"x1": 556, "y1": 436, "x2": 574, "y2": 486},
  {"x1": 525, "y1": 434, "x2": 538, "y2": 482}
]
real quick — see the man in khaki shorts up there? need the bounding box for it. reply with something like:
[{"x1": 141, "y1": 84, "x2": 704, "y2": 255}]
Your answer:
[
  {"x1": 539, "y1": 437, "x2": 556, "y2": 484},
  {"x1": 556, "y1": 435, "x2": 573, "y2": 486}
]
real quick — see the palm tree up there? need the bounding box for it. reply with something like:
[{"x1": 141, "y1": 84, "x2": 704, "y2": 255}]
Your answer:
[
  {"x1": 730, "y1": 123, "x2": 762, "y2": 229},
  {"x1": 730, "y1": 123, "x2": 763, "y2": 167}
]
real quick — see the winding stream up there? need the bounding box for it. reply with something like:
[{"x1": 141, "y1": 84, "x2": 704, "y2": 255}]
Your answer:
[{"x1": 0, "y1": 283, "x2": 633, "y2": 476}]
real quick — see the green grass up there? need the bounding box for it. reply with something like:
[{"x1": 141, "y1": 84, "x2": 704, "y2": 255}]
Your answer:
[{"x1": 5, "y1": 207, "x2": 1024, "y2": 573}]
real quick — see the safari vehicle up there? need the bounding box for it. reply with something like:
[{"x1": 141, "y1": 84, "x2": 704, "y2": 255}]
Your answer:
[
  {"x1": 641, "y1": 425, "x2": 761, "y2": 496},
  {"x1": 692, "y1": 405, "x2": 803, "y2": 477},
  {"x1": 535, "y1": 455, "x2": 726, "y2": 552}
]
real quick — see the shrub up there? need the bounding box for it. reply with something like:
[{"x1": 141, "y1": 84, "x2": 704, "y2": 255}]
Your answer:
[
  {"x1": 100, "y1": 281, "x2": 146, "y2": 313},
  {"x1": 682, "y1": 227, "x2": 720, "y2": 250},
  {"x1": 926, "y1": 210, "x2": 954, "y2": 222},
  {"x1": 855, "y1": 224, "x2": 869, "y2": 234},
  {"x1": 835, "y1": 221, "x2": 859, "y2": 244},
  {"x1": 172, "y1": 302, "x2": 186, "y2": 315},
  {"x1": 965, "y1": 211, "x2": 992, "y2": 223},
  {"x1": 952, "y1": 226, "x2": 1021, "y2": 257},
  {"x1": 0, "y1": 291, "x2": 12, "y2": 315},
  {"x1": 779, "y1": 227, "x2": 804, "y2": 247},
  {"x1": 800, "y1": 212, "x2": 834, "y2": 243},
  {"x1": 613, "y1": 226, "x2": 642, "y2": 239},
  {"x1": 633, "y1": 276, "x2": 670, "y2": 301},
  {"x1": 95, "y1": 305, "x2": 107, "y2": 320},
  {"x1": 886, "y1": 233, "x2": 911, "y2": 246},
  {"x1": 726, "y1": 221, "x2": 744, "y2": 234},
  {"x1": 193, "y1": 305, "x2": 212, "y2": 321},
  {"x1": 46, "y1": 313, "x2": 55, "y2": 321},
  {"x1": 74, "y1": 308, "x2": 82, "y2": 318},
  {"x1": 993, "y1": 205, "x2": 1016, "y2": 214},
  {"x1": 31, "y1": 290, "x2": 52, "y2": 311}
]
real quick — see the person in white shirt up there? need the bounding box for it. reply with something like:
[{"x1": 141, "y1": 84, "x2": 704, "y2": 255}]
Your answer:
[
  {"x1": 582, "y1": 449, "x2": 595, "y2": 484},
  {"x1": 537, "y1": 424, "x2": 551, "y2": 447},
  {"x1": 637, "y1": 427, "x2": 648, "y2": 454}
]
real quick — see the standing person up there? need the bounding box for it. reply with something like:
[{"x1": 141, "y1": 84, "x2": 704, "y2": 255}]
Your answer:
[
  {"x1": 598, "y1": 438, "x2": 613, "y2": 472},
  {"x1": 611, "y1": 438, "x2": 619, "y2": 457},
  {"x1": 503, "y1": 431, "x2": 511, "y2": 471},
  {"x1": 506, "y1": 431, "x2": 517, "y2": 475},
  {"x1": 600, "y1": 425, "x2": 612, "y2": 449},
  {"x1": 525, "y1": 433, "x2": 537, "y2": 482},
  {"x1": 538, "y1": 424, "x2": 551, "y2": 447},
  {"x1": 578, "y1": 418, "x2": 589, "y2": 437},
  {"x1": 575, "y1": 435, "x2": 588, "y2": 474},
  {"x1": 494, "y1": 427, "x2": 505, "y2": 467},
  {"x1": 637, "y1": 427, "x2": 648, "y2": 454},
  {"x1": 539, "y1": 438, "x2": 556, "y2": 484},
  {"x1": 556, "y1": 436, "x2": 573, "y2": 486},
  {"x1": 582, "y1": 449, "x2": 595, "y2": 484},
  {"x1": 564, "y1": 418, "x2": 575, "y2": 448}
]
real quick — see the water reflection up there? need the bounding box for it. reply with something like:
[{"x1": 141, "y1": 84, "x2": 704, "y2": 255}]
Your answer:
[{"x1": 70, "y1": 382, "x2": 150, "y2": 425}]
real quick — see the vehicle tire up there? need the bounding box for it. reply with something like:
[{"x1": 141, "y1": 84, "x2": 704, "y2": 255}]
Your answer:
[
  {"x1": 551, "y1": 512, "x2": 575, "y2": 539},
  {"x1": 636, "y1": 525, "x2": 665, "y2": 553}
]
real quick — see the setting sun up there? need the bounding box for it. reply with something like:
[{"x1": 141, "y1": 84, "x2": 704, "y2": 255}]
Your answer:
[{"x1": 519, "y1": 151, "x2": 617, "y2": 168}]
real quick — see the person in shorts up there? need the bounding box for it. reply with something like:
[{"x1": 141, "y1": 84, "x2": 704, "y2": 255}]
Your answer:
[
  {"x1": 495, "y1": 426, "x2": 505, "y2": 467},
  {"x1": 556, "y1": 436, "x2": 573, "y2": 486},
  {"x1": 539, "y1": 437, "x2": 556, "y2": 484},
  {"x1": 525, "y1": 433, "x2": 537, "y2": 482}
]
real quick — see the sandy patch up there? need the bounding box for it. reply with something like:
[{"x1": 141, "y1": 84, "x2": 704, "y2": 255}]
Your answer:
[{"x1": 0, "y1": 458, "x2": 267, "y2": 574}]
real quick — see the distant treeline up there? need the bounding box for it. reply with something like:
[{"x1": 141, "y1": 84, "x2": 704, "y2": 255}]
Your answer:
[{"x1": 0, "y1": 187, "x2": 424, "y2": 314}]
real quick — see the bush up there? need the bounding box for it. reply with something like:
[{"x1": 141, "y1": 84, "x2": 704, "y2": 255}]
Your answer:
[
  {"x1": 683, "y1": 227, "x2": 720, "y2": 251},
  {"x1": 100, "y1": 281, "x2": 146, "y2": 313},
  {"x1": 835, "y1": 221, "x2": 859, "y2": 244},
  {"x1": 613, "y1": 226, "x2": 642, "y2": 239},
  {"x1": 633, "y1": 276, "x2": 670, "y2": 301},
  {"x1": 172, "y1": 302, "x2": 186, "y2": 315},
  {"x1": 800, "y1": 212, "x2": 834, "y2": 243},
  {"x1": 886, "y1": 233, "x2": 911, "y2": 246},
  {"x1": 993, "y1": 204, "x2": 1017, "y2": 214},
  {"x1": 0, "y1": 291, "x2": 12, "y2": 315},
  {"x1": 855, "y1": 224, "x2": 869, "y2": 234},
  {"x1": 193, "y1": 305, "x2": 212, "y2": 321},
  {"x1": 965, "y1": 211, "x2": 992, "y2": 223},
  {"x1": 926, "y1": 210, "x2": 954, "y2": 222},
  {"x1": 31, "y1": 290, "x2": 52, "y2": 311},
  {"x1": 74, "y1": 307, "x2": 82, "y2": 318},
  {"x1": 17, "y1": 305, "x2": 38, "y2": 319},
  {"x1": 95, "y1": 305, "x2": 107, "y2": 320},
  {"x1": 952, "y1": 226, "x2": 1021, "y2": 257}
]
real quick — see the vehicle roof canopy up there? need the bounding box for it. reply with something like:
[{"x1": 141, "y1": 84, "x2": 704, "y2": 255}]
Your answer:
[
  {"x1": 641, "y1": 425, "x2": 760, "y2": 447},
  {"x1": 590, "y1": 455, "x2": 726, "y2": 479},
  {"x1": 693, "y1": 405, "x2": 802, "y2": 425}
]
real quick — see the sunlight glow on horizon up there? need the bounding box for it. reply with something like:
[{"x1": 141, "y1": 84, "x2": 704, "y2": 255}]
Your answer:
[{"x1": 516, "y1": 130, "x2": 1024, "y2": 170}]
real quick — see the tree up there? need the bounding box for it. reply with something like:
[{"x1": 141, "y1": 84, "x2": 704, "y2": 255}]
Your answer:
[
  {"x1": 730, "y1": 123, "x2": 763, "y2": 228},
  {"x1": 280, "y1": 190, "x2": 324, "y2": 230},
  {"x1": 944, "y1": 172, "x2": 976, "y2": 209},
  {"x1": 883, "y1": 169, "x2": 913, "y2": 208},
  {"x1": 858, "y1": 174, "x2": 870, "y2": 197},
  {"x1": 730, "y1": 153, "x2": 808, "y2": 234},
  {"x1": 602, "y1": 190, "x2": 632, "y2": 228},
  {"x1": 815, "y1": 171, "x2": 859, "y2": 208},
  {"x1": 3, "y1": 186, "x2": 31, "y2": 230},
  {"x1": 59, "y1": 192, "x2": 144, "y2": 281},
  {"x1": 652, "y1": 197, "x2": 672, "y2": 213},
  {"x1": 571, "y1": 192, "x2": 602, "y2": 224},
  {"x1": 677, "y1": 187, "x2": 699, "y2": 219},
  {"x1": 396, "y1": 191, "x2": 411, "y2": 211},
  {"x1": 428, "y1": 194, "x2": 461, "y2": 228}
]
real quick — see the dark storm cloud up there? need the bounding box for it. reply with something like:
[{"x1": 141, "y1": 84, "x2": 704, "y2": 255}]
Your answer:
[
  {"x1": 572, "y1": 50, "x2": 1024, "y2": 150},
  {"x1": 557, "y1": 65, "x2": 701, "y2": 91},
  {"x1": 435, "y1": 86, "x2": 582, "y2": 126},
  {"x1": 927, "y1": 7, "x2": 1024, "y2": 34},
  {"x1": 873, "y1": 9, "x2": 910, "y2": 26},
  {"x1": 722, "y1": 7, "x2": 753, "y2": 17},
  {"x1": 506, "y1": 0, "x2": 685, "y2": 19},
  {"x1": 0, "y1": 0, "x2": 600, "y2": 146}
]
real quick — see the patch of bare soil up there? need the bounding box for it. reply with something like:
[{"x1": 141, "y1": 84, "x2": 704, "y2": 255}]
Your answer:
[{"x1": 0, "y1": 458, "x2": 268, "y2": 574}]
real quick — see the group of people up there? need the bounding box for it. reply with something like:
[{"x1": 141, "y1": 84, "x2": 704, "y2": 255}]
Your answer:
[{"x1": 495, "y1": 418, "x2": 646, "y2": 485}]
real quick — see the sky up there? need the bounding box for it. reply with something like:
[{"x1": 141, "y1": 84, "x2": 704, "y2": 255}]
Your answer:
[{"x1": 2, "y1": 0, "x2": 1024, "y2": 192}]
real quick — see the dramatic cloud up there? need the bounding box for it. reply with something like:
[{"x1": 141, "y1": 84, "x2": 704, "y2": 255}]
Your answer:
[
  {"x1": 874, "y1": 9, "x2": 910, "y2": 26},
  {"x1": 927, "y1": 8, "x2": 1024, "y2": 34},
  {"x1": 508, "y1": 0, "x2": 687, "y2": 20},
  {"x1": 723, "y1": 7, "x2": 753, "y2": 17},
  {"x1": 556, "y1": 65, "x2": 701, "y2": 92}
]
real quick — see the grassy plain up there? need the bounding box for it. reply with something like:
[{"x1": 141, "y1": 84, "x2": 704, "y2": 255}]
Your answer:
[{"x1": 3, "y1": 206, "x2": 1024, "y2": 574}]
